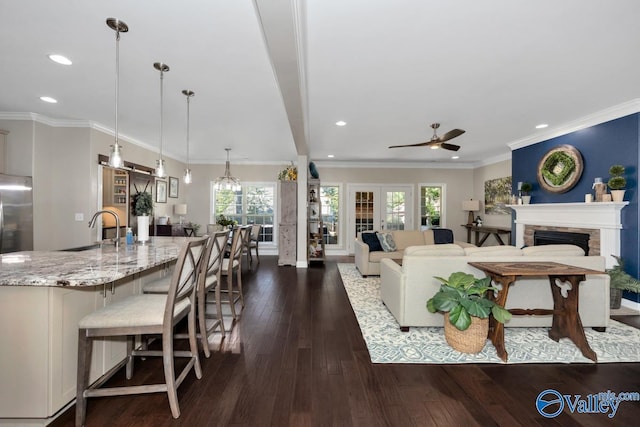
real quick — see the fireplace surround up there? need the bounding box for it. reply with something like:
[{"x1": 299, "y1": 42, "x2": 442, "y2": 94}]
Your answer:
[{"x1": 510, "y1": 202, "x2": 628, "y2": 268}]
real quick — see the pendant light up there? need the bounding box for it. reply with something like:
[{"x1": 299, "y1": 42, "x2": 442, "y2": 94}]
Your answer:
[
  {"x1": 214, "y1": 148, "x2": 241, "y2": 191},
  {"x1": 182, "y1": 89, "x2": 194, "y2": 184},
  {"x1": 106, "y1": 18, "x2": 128, "y2": 169},
  {"x1": 154, "y1": 62, "x2": 169, "y2": 178}
]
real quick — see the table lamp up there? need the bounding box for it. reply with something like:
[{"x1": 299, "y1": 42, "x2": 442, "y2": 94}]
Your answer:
[
  {"x1": 174, "y1": 204, "x2": 187, "y2": 225},
  {"x1": 462, "y1": 199, "x2": 480, "y2": 225}
]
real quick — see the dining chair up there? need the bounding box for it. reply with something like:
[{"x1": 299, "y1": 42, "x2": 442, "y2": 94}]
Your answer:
[
  {"x1": 246, "y1": 224, "x2": 262, "y2": 265},
  {"x1": 76, "y1": 237, "x2": 208, "y2": 425},
  {"x1": 183, "y1": 227, "x2": 195, "y2": 237},
  {"x1": 220, "y1": 225, "x2": 249, "y2": 319}
]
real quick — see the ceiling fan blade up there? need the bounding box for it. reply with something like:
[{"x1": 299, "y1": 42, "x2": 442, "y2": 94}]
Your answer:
[
  {"x1": 388, "y1": 141, "x2": 432, "y2": 148},
  {"x1": 440, "y1": 142, "x2": 461, "y2": 151},
  {"x1": 438, "y1": 128, "x2": 465, "y2": 142}
]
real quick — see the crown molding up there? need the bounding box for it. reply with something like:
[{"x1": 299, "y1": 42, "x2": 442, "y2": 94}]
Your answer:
[
  {"x1": 310, "y1": 160, "x2": 475, "y2": 169},
  {"x1": 508, "y1": 98, "x2": 640, "y2": 151}
]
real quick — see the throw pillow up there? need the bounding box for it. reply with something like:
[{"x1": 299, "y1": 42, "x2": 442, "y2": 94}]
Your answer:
[
  {"x1": 361, "y1": 232, "x2": 383, "y2": 252},
  {"x1": 376, "y1": 232, "x2": 397, "y2": 252},
  {"x1": 433, "y1": 228, "x2": 454, "y2": 244}
]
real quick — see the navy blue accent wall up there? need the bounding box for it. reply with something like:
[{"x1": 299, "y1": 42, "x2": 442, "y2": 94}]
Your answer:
[{"x1": 512, "y1": 113, "x2": 640, "y2": 303}]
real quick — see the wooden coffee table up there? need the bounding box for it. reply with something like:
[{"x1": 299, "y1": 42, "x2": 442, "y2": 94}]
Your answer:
[{"x1": 468, "y1": 261, "x2": 604, "y2": 362}]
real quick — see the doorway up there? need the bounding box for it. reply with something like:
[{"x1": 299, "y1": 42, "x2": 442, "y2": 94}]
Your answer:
[{"x1": 347, "y1": 184, "x2": 413, "y2": 253}]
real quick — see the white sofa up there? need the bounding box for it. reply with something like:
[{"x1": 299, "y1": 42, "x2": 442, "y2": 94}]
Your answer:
[
  {"x1": 354, "y1": 229, "x2": 473, "y2": 276},
  {"x1": 380, "y1": 244, "x2": 610, "y2": 330}
]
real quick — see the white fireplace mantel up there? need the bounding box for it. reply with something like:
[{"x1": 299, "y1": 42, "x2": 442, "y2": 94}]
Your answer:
[{"x1": 510, "y1": 202, "x2": 628, "y2": 268}]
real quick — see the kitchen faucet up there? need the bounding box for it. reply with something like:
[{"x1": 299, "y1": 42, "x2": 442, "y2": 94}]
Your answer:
[{"x1": 88, "y1": 210, "x2": 121, "y2": 248}]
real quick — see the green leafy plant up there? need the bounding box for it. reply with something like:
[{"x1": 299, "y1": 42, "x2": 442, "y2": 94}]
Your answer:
[
  {"x1": 540, "y1": 151, "x2": 577, "y2": 186},
  {"x1": 131, "y1": 182, "x2": 153, "y2": 216},
  {"x1": 427, "y1": 272, "x2": 512, "y2": 331},
  {"x1": 607, "y1": 255, "x2": 640, "y2": 292},
  {"x1": 607, "y1": 164, "x2": 626, "y2": 190},
  {"x1": 520, "y1": 182, "x2": 533, "y2": 195},
  {"x1": 216, "y1": 214, "x2": 236, "y2": 227}
]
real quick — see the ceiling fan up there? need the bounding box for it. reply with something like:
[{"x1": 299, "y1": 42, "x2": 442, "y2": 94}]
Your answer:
[{"x1": 389, "y1": 123, "x2": 465, "y2": 151}]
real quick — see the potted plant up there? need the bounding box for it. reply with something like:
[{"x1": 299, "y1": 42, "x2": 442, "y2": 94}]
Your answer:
[
  {"x1": 216, "y1": 214, "x2": 236, "y2": 229},
  {"x1": 607, "y1": 165, "x2": 626, "y2": 202},
  {"x1": 520, "y1": 182, "x2": 533, "y2": 204},
  {"x1": 607, "y1": 255, "x2": 640, "y2": 309},
  {"x1": 132, "y1": 182, "x2": 153, "y2": 242},
  {"x1": 427, "y1": 272, "x2": 512, "y2": 353}
]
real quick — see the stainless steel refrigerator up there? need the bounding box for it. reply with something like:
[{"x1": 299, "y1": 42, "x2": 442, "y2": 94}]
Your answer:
[{"x1": 0, "y1": 174, "x2": 34, "y2": 253}]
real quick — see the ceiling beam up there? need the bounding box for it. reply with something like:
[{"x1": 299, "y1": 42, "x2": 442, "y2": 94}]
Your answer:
[{"x1": 253, "y1": 0, "x2": 309, "y2": 157}]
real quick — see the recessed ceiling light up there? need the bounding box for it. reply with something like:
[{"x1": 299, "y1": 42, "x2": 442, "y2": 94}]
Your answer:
[
  {"x1": 48, "y1": 54, "x2": 72, "y2": 65},
  {"x1": 40, "y1": 96, "x2": 58, "y2": 103},
  {"x1": 535, "y1": 123, "x2": 548, "y2": 129},
  {"x1": 327, "y1": 154, "x2": 334, "y2": 158},
  {"x1": 335, "y1": 120, "x2": 347, "y2": 126},
  {"x1": 451, "y1": 155, "x2": 459, "y2": 159},
  {"x1": 430, "y1": 145, "x2": 439, "y2": 150}
]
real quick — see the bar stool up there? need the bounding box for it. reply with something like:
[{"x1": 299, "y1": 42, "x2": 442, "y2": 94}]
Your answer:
[
  {"x1": 75, "y1": 237, "x2": 207, "y2": 425},
  {"x1": 220, "y1": 225, "x2": 249, "y2": 319},
  {"x1": 142, "y1": 232, "x2": 229, "y2": 357}
]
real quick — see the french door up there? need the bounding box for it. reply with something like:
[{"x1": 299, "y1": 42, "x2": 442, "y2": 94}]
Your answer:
[{"x1": 347, "y1": 185, "x2": 413, "y2": 253}]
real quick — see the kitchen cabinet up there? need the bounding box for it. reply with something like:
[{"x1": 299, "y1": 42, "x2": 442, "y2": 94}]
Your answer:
[
  {"x1": 102, "y1": 167, "x2": 129, "y2": 207},
  {"x1": 0, "y1": 265, "x2": 167, "y2": 423}
]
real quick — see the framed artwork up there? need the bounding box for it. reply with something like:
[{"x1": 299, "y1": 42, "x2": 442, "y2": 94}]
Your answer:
[
  {"x1": 484, "y1": 176, "x2": 512, "y2": 215},
  {"x1": 169, "y1": 176, "x2": 179, "y2": 198},
  {"x1": 537, "y1": 144, "x2": 584, "y2": 193},
  {"x1": 156, "y1": 179, "x2": 167, "y2": 203}
]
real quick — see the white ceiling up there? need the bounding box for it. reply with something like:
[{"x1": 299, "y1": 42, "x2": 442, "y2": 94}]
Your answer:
[{"x1": 1, "y1": 0, "x2": 639, "y2": 166}]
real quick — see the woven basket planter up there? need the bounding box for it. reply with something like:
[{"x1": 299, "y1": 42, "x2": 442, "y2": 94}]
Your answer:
[
  {"x1": 610, "y1": 287, "x2": 623, "y2": 309},
  {"x1": 444, "y1": 313, "x2": 489, "y2": 354}
]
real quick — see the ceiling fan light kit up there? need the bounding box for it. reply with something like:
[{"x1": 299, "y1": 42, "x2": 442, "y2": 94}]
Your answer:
[{"x1": 389, "y1": 123, "x2": 465, "y2": 152}]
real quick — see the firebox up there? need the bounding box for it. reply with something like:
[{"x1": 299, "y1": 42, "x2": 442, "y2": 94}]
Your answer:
[{"x1": 533, "y1": 230, "x2": 590, "y2": 255}]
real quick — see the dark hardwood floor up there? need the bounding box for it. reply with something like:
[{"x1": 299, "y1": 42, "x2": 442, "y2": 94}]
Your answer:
[{"x1": 52, "y1": 256, "x2": 640, "y2": 426}]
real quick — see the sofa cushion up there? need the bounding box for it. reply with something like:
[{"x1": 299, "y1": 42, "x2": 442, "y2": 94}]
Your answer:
[
  {"x1": 404, "y1": 244, "x2": 465, "y2": 256},
  {"x1": 433, "y1": 228, "x2": 454, "y2": 244},
  {"x1": 391, "y1": 230, "x2": 425, "y2": 250},
  {"x1": 369, "y1": 250, "x2": 404, "y2": 262},
  {"x1": 522, "y1": 244, "x2": 585, "y2": 257},
  {"x1": 464, "y1": 246, "x2": 523, "y2": 257},
  {"x1": 423, "y1": 230, "x2": 435, "y2": 245},
  {"x1": 377, "y1": 232, "x2": 398, "y2": 252},
  {"x1": 361, "y1": 232, "x2": 383, "y2": 252}
]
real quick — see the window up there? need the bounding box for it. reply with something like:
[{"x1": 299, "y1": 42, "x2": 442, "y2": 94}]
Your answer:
[
  {"x1": 420, "y1": 184, "x2": 444, "y2": 228},
  {"x1": 213, "y1": 183, "x2": 275, "y2": 243},
  {"x1": 320, "y1": 185, "x2": 340, "y2": 246}
]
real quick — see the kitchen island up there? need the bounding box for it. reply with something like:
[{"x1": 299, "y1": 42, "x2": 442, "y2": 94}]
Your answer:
[{"x1": 0, "y1": 237, "x2": 192, "y2": 425}]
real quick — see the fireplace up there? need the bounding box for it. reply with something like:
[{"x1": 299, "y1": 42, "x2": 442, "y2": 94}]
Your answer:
[
  {"x1": 534, "y1": 230, "x2": 590, "y2": 255},
  {"x1": 510, "y1": 201, "x2": 628, "y2": 268}
]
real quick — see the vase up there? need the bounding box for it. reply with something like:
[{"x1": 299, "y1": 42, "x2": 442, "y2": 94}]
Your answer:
[
  {"x1": 521, "y1": 195, "x2": 531, "y2": 205},
  {"x1": 611, "y1": 190, "x2": 625, "y2": 202},
  {"x1": 137, "y1": 215, "x2": 150, "y2": 242},
  {"x1": 443, "y1": 313, "x2": 488, "y2": 354}
]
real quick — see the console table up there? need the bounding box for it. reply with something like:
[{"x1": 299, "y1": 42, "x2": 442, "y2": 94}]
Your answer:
[
  {"x1": 462, "y1": 224, "x2": 511, "y2": 246},
  {"x1": 468, "y1": 261, "x2": 603, "y2": 362}
]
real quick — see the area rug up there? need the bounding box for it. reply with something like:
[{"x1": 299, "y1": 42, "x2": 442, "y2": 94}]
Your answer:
[{"x1": 338, "y1": 263, "x2": 640, "y2": 364}]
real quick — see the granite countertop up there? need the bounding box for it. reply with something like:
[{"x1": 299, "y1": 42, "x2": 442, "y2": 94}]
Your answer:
[{"x1": 0, "y1": 237, "x2": 194, "y2": 287}]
